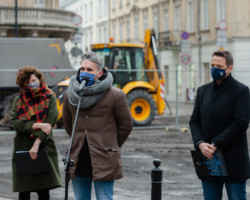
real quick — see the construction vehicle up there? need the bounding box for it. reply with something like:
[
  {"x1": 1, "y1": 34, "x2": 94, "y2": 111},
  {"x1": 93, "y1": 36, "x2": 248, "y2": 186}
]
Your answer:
[{"x1": 55, "y1": 29, "x2": 166, "y2": 126}]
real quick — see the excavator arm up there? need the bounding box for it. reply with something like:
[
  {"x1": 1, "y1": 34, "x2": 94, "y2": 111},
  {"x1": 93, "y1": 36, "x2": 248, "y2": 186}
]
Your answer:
[{"x1": 144, "y1": 29, "x2": 165, "y2": 115}]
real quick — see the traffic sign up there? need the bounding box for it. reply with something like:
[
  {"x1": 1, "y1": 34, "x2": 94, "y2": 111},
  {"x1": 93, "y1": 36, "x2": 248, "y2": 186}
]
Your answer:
[
  {"x1": 181, "y1": 31, "x2": 190, "y2": 40},
  {"x1": 71, "y1": 46, "x2": 82, "y2": 57},
  {"x1": 181, "y1": 40, "x2": 191, "y2": 52},
  {"x1": 217, "y1": 30, "x2": 227, "y2": 37},
  {"x1": 179, "y1": 53, "x2": 191, "y2": 66},
  {"x1": 217, "y1": 30, "x2": 227, "y2": 48},
  {"x1": 73, "y1": 14, "x2": 82, "y2": 26},
  {"x1": 49, "y1": 66, "x2": 58, "y2": 77},
  {"x1": 73, "y1": 27, "x2": 83, "y2": 44},
  {"x1": 217, "y1": 37, "x2": 227, "y2": 47},
  {"x1": 217, "y1": 20, "x2": 228, "y2": 31}
]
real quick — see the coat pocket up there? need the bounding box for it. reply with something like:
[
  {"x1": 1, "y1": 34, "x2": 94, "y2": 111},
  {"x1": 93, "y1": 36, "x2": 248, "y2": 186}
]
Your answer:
[
  {"x1": 90, "y1": 145, "x2": 120, "y2": 165},
  {"x1": 89, "y1": 145, "x2": 122, "y2": 180}
]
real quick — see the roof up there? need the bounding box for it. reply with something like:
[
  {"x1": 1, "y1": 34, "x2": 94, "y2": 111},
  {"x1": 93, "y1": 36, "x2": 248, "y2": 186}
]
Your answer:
[{"x1": 91, "y1": 43, "x2": 144, "y2": 50}]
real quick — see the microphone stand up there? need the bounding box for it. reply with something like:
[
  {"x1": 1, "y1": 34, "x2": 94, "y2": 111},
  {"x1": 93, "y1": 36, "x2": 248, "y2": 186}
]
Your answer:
[{"x1": 63, "y1": 78, "x2": 88, "y2": 200}]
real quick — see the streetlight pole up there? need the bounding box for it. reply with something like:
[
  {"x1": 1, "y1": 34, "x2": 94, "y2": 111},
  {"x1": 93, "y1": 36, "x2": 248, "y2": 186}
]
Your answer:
[{"x1": 15, "y1": 0, "x2": 18, "y2": 37}]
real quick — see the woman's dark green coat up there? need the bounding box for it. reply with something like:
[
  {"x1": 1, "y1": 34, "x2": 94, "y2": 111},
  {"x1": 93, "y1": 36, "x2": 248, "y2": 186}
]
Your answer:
[{"x1": 10, "y1": 95, "x2": 62, "y2": 192}]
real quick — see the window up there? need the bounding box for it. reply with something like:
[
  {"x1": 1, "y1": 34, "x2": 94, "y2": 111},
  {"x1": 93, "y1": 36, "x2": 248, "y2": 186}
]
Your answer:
[
  {"x1": 34, "y1": 0, "x2": 45, "y2": 8},
  {"x1": 164, "y1": 66, "x2": 169, "y2": 94},
  {"x1": 134, "y1": 15, "x2": 139, "y2": 42},
  {"x1": 104, "y1": 26, "x2": 107, "y2": 42},
  {"x1": 217, "y1": 0, "x2": 225, "y2": 23},
  {"x1": 98, "y1": 0, "x2": 102, "y2": 18},
  {"x1": 143, "y1": 11, "x2": 148, "y2": 33},
  {"x1": 163, "y1": 8, "x2": 169, "y2": 32},
  {"x1": 119, "y1": 0, "x2": 123, "y2": 7},
  {"x1": 90, "y1": 30, "x2": 93, "y2": 44},
  {"x1": 99, "y1": 27, "x2": 102, "y2": 43},
  {"x1": 175, "y1": 5, "x2": 181, "y2": 31},
  {"x1": 93, "y1": 48, "x2": 111, "y2": 69},
  {"x1": 187, "y1": 0, "x2": 194, "y2": 32},
  {"x1": 111, "y1": 48, "x2": 132, "y2": 87},
  {"x1": 90, "y1": 1, "x2": 93, "y2": 21},
  {"x1": 84, "y1": 4, "x2": 88, "y2": 23},
  {"x1": 119, "y1": 21, "x2": 123, "y2": 42},
  {"x1": 111, "y1": 48, "x2": 146, "y2": 87},
  {"x1": 177, "y1": 65, "x2": 182, "y2": 96},
  {"x1": 86, "y1": 4, "x2": 88, "y2": 22},
  {"x1": 112, "y1": 0, "x2": 116, "y2": 10},
  {"x1": 204, "y1": 63, "x2": 210, "y2": 83},
  {"x1": 135, "y1": 49, "x2": 146, "y2": 81},
  {"x1": 202, "y1": 0, "x2": 209, "y2": 29},
  {"x1": 84, "y1": 31, "x2": 88, "y2": 51},
  {"x1": 126, "y1": 19, "x2": 130, "y2": 41},
  {"x1": 35, "y1": 0, "x2": 45, "y2": 4},
  {"x1": 103, "y1": 0, "x2": 108, "y2": 17},
  {"x1": 112, "y1": 23, "x2": 116, "y2": 41},
  {"x1": 80, "y1": 6, "x2": 82, "y2": 16},
  {"x1": 153, "y1": 8, "x2": 159, "y2": 37}
]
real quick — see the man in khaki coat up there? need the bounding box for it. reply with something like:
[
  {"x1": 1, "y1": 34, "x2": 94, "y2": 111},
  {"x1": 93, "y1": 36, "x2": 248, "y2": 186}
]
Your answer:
[{"x1": 63, "y1": 52, "x2": 133, "y2": 200}]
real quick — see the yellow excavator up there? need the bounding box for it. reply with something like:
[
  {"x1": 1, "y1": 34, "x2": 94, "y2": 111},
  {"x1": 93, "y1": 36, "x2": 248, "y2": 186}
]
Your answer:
[{"x1": 54, "y1": 29, "x2": 166, "y2": 126}]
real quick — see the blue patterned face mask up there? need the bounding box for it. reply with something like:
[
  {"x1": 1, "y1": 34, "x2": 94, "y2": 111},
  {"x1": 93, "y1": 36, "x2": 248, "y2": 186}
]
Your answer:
[
  {"x1": 79, "y1": 71, "x2": 101, "y2": 86},
  {"x1": 210, "y1": 67, "x2": 226, "y2": 80},
  {"x1": 27, "y1": 81, "x2": 40, "y2": 88}
]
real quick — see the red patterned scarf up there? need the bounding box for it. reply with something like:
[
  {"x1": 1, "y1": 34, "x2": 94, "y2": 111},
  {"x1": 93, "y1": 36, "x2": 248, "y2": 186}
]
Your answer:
[{"x1": 17, "y1": 82, "x2": 54, "y2": 123}]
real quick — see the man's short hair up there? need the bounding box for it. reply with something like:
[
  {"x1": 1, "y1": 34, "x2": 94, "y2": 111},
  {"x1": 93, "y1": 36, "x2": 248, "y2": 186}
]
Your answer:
[
  {"x1": 81, "y1": 51, "x2": 103, "y2": 70},
  {"x1": 212, "y1": 50, "x2": 233, "y2": 67}
]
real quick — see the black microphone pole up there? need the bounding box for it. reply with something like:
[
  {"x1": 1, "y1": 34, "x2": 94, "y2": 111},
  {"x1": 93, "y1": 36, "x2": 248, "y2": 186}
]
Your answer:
[{"x1": 63, "y1": 76, "x2": 89, "y2": 200}]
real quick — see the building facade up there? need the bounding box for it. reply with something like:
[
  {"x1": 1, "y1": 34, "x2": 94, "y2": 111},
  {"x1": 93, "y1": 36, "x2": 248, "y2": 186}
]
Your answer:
[
  {"x1": 0, "y1": 0, "x2": 76, "y2": 40},
  {"x1": 61, "y1": 0, "x2": 250, "y2": 101},
  {"x1": 111, "y1": 0, "x2": 250, "y2": 101},
  {"x1": 61, "y1": 0, "x2": 109, "y2": 51},
  {"x1": 158, "y1": 0, "x2": 250, "y2": 101},
  {"x1": 110, "y1": 0, "x2": 161, "y2": 43}
]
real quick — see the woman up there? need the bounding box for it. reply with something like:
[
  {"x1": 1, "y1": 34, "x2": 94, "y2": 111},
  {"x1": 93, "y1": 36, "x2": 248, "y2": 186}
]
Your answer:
[{"x1": 10, "y1": 66, "x2": 61, "y2": 200}]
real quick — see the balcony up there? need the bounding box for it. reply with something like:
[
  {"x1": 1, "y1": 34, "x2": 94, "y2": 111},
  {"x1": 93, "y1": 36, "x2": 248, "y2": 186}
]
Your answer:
[
  {"x1": 0, "y1": 7, "x2": 77, "y2": 40},
  {"x1": 159, "y1": 30, "x2": 183, "y2": 49}
]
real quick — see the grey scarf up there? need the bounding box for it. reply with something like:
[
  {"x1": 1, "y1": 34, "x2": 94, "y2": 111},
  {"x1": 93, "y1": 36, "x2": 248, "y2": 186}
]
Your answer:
[{"x1": 68, "y1": 72, "x2": 113, "y2": 109}]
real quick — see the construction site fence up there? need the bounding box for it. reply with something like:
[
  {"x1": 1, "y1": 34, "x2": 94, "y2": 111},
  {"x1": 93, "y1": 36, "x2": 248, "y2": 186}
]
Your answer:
[{"x1": 0, "y1": 68, "x2": 250, "y2": 129}]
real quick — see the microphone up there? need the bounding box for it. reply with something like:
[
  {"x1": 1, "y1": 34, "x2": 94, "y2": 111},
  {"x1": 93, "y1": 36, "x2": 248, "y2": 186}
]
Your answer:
[{"x1": 78, "y1": 76, "x2": 89, "y2": 92}]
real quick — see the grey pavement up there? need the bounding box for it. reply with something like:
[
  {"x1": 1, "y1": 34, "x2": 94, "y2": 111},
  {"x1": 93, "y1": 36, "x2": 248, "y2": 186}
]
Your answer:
[{"x1": 1, "y1": 102, "x2": 250, "y2": 200}]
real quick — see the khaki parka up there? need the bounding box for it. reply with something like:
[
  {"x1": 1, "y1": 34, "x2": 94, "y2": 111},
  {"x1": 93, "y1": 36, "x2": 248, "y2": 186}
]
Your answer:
[{"x1": 63, "y1": 87, "x2": 133, "y2": 181}]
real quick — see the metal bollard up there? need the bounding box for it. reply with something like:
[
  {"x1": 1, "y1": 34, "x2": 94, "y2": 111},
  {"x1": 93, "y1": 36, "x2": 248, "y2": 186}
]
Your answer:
[{"x1": 151, "y1": 159, "x2": 162, "y2": 200}]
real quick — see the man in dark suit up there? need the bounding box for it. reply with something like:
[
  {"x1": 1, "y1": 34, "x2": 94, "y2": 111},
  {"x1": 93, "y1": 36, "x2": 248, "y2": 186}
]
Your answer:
[{"x1": 190, "y1": 50, "x2": 250, "y2": 200}]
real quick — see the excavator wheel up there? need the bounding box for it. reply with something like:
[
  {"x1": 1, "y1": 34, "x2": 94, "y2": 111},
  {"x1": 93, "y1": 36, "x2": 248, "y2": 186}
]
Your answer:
[{"x1": 127, "y1": 90, "x2": 156, "y2": 126}]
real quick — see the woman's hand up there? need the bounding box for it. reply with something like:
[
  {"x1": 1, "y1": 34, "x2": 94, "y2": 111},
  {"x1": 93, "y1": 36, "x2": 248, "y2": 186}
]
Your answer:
[
  {"x1": 32, "y1": 122, "x2": 52, "y2": 135},
  {"x1": 40, "y1": 123, "x2": 52, "y2": 135},
  {"x1": 29, "y1": 138, "x2": 42, "y2": 160}
]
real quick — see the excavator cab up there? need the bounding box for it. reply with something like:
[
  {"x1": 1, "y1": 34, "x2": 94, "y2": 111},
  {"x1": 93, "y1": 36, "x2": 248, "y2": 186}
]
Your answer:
[{"x1": 95, "y1": 47, "x2": 147, "y2": 88}]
